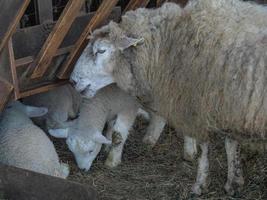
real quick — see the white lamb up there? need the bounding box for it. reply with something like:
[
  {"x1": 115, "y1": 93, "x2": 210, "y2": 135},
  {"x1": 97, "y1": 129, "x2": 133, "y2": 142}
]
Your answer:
[
  {"x1": 0, "y1": 101, "x2": 69, "y2": 178},
  {"x1": 49, "y1": 84, "x2": 167, "y2": 170}
]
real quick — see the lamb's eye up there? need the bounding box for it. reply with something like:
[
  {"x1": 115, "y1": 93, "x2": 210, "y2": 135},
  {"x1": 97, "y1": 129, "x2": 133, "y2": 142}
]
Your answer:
[
  {"x1": 88, "y1": 150, "x2": 93, "y2": 154},
  {"x1": 97, "y1": 49, "x2": 106, "y2": 54}
]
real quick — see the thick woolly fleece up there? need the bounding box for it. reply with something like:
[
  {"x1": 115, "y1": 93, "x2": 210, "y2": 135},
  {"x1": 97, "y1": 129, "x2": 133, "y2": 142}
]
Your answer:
[{"x1": 92, "y1": 0, "x2": 267, "y2": 142}]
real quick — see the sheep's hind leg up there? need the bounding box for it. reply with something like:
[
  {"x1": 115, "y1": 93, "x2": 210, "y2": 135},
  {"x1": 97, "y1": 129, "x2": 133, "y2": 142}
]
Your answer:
[
  {"x1": 192, "y1": 142, "x2": 209, "y2": 195},
  {"x1": 224, "y1": 137, "x2": 244, "y2": 196},
  {"x1": 105, "y1": 111, "x2": 137, "y2": 168},
  {"x1": 183, "y1": 135, "x2": 198, "y2": 162},
  {"x1": 142, "y1": 114, "x2": 166, "y2": 147}
]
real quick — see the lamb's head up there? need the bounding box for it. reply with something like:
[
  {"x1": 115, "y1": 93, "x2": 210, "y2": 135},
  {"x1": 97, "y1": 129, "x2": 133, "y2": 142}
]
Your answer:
[
  {"x1": 49, "y1": 128, "x2": 111, "y2": 171},
  {"x1": 70, "y1": 22, "x2": 144, "y2": 98}
]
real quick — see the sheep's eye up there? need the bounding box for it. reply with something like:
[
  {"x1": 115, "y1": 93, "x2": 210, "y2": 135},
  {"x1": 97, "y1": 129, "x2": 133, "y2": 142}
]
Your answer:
[
  {"x1": 97, "y1": 49, "x2": 106, "y2": 54},
  {"x1": 88, "y1": 150, "x2": 94, "y2": 154}
]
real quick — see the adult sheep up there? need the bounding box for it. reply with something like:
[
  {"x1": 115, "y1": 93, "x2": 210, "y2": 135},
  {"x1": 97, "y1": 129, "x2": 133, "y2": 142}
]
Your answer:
[
  {"x1": 0, "y1": 101, "x2": 69, "y2": 178},
  {"x1": 70, "y1": 0, "x2": 267, "y2": 195}
]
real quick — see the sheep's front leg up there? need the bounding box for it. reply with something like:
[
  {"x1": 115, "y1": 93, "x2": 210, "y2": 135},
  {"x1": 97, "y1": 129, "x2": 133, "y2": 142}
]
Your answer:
[
  {"x1": 224, "y1": 137, "x2": 244, "y2": 196},
  {"x1": 192, "y1": 142, "x2": 209, "y2": 195},
  {"x1": 105, "y1": 111, "x2": 137, "y2": 168},
  {"x1": 183, "y1": 135, "x2": 198, "y2": 162},
  {"x1": 103, "y1": 119, "x2": 115, "y2": 152},
  {"x1": 142, "y1": 114, "x2": 166, "y2": 146}
]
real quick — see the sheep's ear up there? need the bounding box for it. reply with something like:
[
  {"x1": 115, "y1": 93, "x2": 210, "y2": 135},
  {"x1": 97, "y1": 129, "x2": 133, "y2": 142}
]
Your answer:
[
  {"x1": 24, "y1": 105, "x2": 48, "y2": 117},
  {"x1": 88, "y1": 25, "x2": 110, "y2": 39},
  {"x1": 117, "y1": 36, "x2": 145, "y2": 51},
  {"x1": 93, "y1": 132, "x2": 111, "y2": 144},
  {"x1": 49, "y1": 128, "x2": 69, "y2": 138}
]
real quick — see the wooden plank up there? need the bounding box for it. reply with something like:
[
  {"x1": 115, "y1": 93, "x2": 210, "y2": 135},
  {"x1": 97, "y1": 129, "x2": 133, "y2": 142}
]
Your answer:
[
  {"x1": 0, "y1": 164, "x2": 97, "y2": 200},
  {"x1": 0, "y1": 78, "x2": 13, "y2": 112},
  {"x1": 157, "y1": 0, "x2": 165, "y2": 7},
  {"x1": 30, "y1": 0, "x2": 85, "y2": 79},
  {"x1": 37, "y1": 0, "x2": 53, "y2": 23},
  {"x1": 12, "y1": 7, "x2": 121, "y2": 59},
  {"x1": 124, "y1": 0, "x2": 150, "y2": 13},
  {"x1": 57, "y1": 0, "x2": 120, "y2": 79},
  {"x1": 15, "y1": 46, "x2": 74, "y2": 68},
  {"x1": 19, "y1": 81, "x2": 69, "y2": 98},
  {"x1": 8, "y1": 40, "x2": 20, "y2": 100},
  {"x1": 0, "y1": 0, "x2": 31, "y2": 54}
]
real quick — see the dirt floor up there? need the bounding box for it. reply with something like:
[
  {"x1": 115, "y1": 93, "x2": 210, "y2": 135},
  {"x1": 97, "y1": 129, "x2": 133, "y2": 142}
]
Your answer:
[{"x1": 54, "y1": 118, "x2": 267, "y2": 200}]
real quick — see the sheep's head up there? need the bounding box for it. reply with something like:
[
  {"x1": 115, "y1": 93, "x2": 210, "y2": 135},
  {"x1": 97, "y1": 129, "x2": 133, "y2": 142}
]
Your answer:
[
  {"x1": 49, "y1": 128, "x2": 111, "y2": 171},
  {"x1": 70, "y1": 22, "x2": 144, "y2": 98}
]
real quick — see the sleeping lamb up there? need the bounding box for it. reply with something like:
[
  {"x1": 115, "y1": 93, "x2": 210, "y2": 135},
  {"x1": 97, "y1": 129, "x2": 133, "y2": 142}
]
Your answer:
[
  {"x1": 70, "y1": 0, "x2": 267, "y2": 195},
  {"x1": 0, "y1": 101, "x2": 69, "y2": 178}
]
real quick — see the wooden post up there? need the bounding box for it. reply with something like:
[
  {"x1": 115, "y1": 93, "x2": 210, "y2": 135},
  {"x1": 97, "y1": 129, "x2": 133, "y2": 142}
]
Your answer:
[
  {"x1": 30, "y1": 0, "x2": 85, "y2": 79},
  {"x1": 57, "y1": 0, "x2": 119, "y2": 80},
  {"x1": 0, "y1": 78, "x2": 13, "y2": 112},
  {"x1": 123, "y1": 0, "x2": 150, "y2": 13},
  {"x1": 8, "y1": 39, "x2": 20, "y2": 100},
  {"x1": 0, "y1": 0, "x2": 31, "y2": 54},
  {"x1": 19, "y1": 81, "x2": 68, "y2": 98},
  {"x1": 0, "y1": 164, "x2": 97, "y2": 200}
]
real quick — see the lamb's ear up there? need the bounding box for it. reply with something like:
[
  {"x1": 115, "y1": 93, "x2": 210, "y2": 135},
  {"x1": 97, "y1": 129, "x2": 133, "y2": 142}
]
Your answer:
[
  {"x1": 49, "y1": 128, "x2": 69, "y2": 138},
  {"x1": 117, "y1": 36, "x2": 145, "y2": 51},
  {"x1": 93, "y1": 132, "x2": 111, "y2": 144},
  {"x1": 24, "y1": 105, "x2": 48, "y2": 117}
]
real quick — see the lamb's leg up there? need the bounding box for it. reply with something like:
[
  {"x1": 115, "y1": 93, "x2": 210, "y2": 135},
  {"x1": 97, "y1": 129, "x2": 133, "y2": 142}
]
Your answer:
[
  {"x1": 142, "y1": 114, "x2": 166, "y2": 146},
  {"x1": 183, "y1": 136, "x2": 198, "y2": 162},
  {"x1": 192, "y1": 142, "x2": 209, "y2": 195},
  {"x1": 224, "y1": 137, "x2": 244, "y2": 196},
  {"x1": 105, "y1": 110, "x2": 137, "y2": 168},
  {"x1": 103, "y1": 119, "x2": 116, "y2": 152}
]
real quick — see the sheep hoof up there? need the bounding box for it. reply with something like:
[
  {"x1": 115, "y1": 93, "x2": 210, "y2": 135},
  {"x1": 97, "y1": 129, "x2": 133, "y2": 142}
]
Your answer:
[
  {"x1": 224, "y1": 182, "x2": 235, "y2": 196},
  {"x1": 192, "y1": 181, "x2": 209, "y2": 196},
  {"x1": 105, "y1": 159, "x2": 121, "y2": 168},
  {"x1": 224, "y1": 178, "x2": 244, "y2": 196},
  {"x1": 105, "y1": 156, "x2": 121, "y2": 168},
  {"x1": 183, "y1": 152, "x2": 197, "y2": 162},
  {"x1": 142, "y1": 135, "x2": 157, "y2": 147},
  {"x1": 192, "y1": 184, "x2": 203, "y2": 196},
  {"x1": 60, "y1": 163, "x2": 70, "y2": 179}
]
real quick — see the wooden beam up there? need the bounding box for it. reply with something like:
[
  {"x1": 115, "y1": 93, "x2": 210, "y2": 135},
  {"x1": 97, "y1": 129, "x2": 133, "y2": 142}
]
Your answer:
[
  {"x1": 0, "y1": 164, "x2": 97, "y2": 200},
  {"x1": 12, "y1": 7, "x2": 120, "y2": 59},
  {"x1": 0, "y1": 78, "x2": 13, "y2": 112},
  {"x1": 123, "y1": 0, "x2": 150, "y2": 13},
  {"x1": 0, "y1": 0, "x2": 31, "y2": 54},
  {"x1": 8, "y1": 40, "x2": 20, "y2": 100},
  {"x1": 57, "y1": 0, "x2": 119, "y2": 80},
  {"x1": 30, "y1": 0, "x2": 85, "y2": 79},
  {"x1": 37, "y1": 0, "x2": 53, "y2": 23},
  {"x1": 15, "y1": 46, "x2": 74, "y2": 68},
  {"x1": 156, "y1": 0, "x2": 166, "y2": 7},
  {"x1": 19, "y1": 81, "x2": 69, "y2": 98}
]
